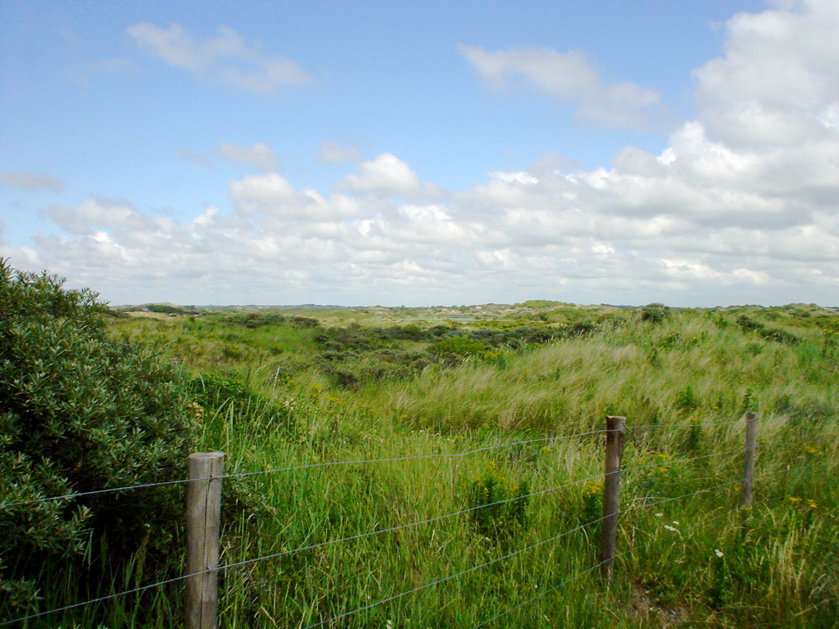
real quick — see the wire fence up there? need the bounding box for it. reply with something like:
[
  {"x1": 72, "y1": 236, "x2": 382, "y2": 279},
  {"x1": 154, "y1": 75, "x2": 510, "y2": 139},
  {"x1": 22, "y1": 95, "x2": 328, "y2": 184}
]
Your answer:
[
  {"x1": 1, "y1": 416, "x2": 779, "y2": 511},
  {"x1": 1, "y1": 414, "x2": 833, "y2": 628}
]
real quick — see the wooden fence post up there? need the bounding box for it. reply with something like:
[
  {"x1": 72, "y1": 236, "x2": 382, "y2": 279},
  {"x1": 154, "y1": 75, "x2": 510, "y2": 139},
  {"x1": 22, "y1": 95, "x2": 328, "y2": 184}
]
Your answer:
[
  {"x1": 600, "y1": 415, "x2": 626, "y2": 582},
  {"x1": 739, "y1": 412, "x2": 758, "y2": 508},
  {"x1": 186, "y1": 452, "x2": 224, "y2": 629}
]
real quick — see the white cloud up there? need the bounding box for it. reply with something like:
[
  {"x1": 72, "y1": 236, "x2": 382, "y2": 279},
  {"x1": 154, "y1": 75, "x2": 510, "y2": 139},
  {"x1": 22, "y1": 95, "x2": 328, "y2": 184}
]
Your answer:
[
  {"x1": 127, "y1": 23, "x2": 312, "y2": 95},
  {"x1": 1, "y1": 170, "x2": 65, "y2": 193},
  {"x1": 229, "y1": 173, "x2": 360, "y2": 223},
  {"x1": 39, "y1": 198, "x2": 152, "y2": 235},
  {"x1": 695, "y1": 0, "x2": 839, "y2": 147},
  {"x1": 344, "y1": 153, "x2": 419, "y2": 193},
  {"x1": 458, "y1": 44, "x2": 668, "y2": 130},
  {"x1": 340, "y1": 153, "x2": 442, "y2": 200},
  {"x1": 214, "y1": 142, "x2": 282, "y2": 171},
  {"x1": 228, "y1": 173, "x2": 298, "y2": 215},
  {"x1": 5, "y1": 2, "x2": 839, "y2": 306}
]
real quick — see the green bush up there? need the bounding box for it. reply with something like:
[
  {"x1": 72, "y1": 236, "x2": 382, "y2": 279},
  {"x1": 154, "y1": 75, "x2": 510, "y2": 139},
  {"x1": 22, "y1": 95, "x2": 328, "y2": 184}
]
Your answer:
[
  {"x1": 640, "y1": 303, "x2": 670, "y2": 324},
  {"x1": 428, "y1": 337, "x2": 487, "y2": 358},
  {"x1": 0, "y1": 261, "x2": 197, "y2": 611}
]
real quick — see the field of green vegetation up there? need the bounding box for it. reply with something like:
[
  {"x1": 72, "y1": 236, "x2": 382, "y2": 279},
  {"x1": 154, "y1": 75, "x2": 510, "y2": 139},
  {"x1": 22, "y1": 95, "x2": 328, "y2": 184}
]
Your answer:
[{"x1": 5, "y1": 294, "x2": 839, "y2": 627}]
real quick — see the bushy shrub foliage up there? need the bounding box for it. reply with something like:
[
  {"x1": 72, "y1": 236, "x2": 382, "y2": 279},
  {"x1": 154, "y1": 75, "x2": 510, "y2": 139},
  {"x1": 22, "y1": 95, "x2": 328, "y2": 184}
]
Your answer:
[
  {"x1": 0, "y1": 261, "x2": 197, "y2": 609},
  {"x1": 428, "y1": 337, "x2": 487, "y2": 358},
  {"x1": 640, "y1": 303, "x2": 671, "y2": 324}
]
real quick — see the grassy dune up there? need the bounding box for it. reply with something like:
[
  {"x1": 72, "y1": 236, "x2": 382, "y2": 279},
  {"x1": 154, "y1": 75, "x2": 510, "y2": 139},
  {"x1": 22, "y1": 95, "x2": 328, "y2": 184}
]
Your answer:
[{"x1": 21, "y1": 302, "x2": 838, "y2": 627}]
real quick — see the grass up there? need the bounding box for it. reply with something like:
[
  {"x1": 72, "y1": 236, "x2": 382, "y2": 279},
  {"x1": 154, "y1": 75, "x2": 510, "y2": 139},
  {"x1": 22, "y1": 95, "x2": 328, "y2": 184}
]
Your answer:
[{"x1": 5, "y1": 303, "x2": 838, "y2": 627}]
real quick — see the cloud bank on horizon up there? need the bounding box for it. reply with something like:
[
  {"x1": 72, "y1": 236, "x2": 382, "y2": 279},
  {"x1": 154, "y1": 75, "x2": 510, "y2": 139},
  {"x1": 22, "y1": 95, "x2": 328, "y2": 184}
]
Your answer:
[{"x1": 1, "y1": 0, "x2": 837, "y2": 307}]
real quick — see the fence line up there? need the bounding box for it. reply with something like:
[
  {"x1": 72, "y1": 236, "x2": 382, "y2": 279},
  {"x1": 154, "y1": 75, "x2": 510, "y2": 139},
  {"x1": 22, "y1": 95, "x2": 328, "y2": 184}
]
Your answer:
[
  {"x1": 221, "y1": 446, "x2": 748, "y2": 577},
  {"x1": 220, "y1": 429, "x2": 608, "y2": 482},
  {"x1": 0, "y1": 431, "x2": 608, "y2": 511},
  {"x1": 0, "y1": 477, "x2": 199, "y2": 511},
  {"x1": 625, "y1": 418, "x2": 752, "y2": 430},
  {"x1": 471, "y1": 487, "x2": 794, "y2": 629},
  {"x1": 3, "y1": 423, "x2": 821, "y2": 513},
  {"x1": 2, "y1": 419, "x2": 832, "y2": 627},
  {"x1": 300, "y1": 479, "x2": 745, "y2": 629},
  {"x1": 5, "y1": 457, "x2": 812, "y2": 629}
]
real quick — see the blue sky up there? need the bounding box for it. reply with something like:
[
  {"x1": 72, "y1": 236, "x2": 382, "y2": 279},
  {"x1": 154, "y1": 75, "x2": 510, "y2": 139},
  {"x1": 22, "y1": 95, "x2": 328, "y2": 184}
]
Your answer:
[{"x1": 1, "y1": 0, "x2": 837, "y2": 307}]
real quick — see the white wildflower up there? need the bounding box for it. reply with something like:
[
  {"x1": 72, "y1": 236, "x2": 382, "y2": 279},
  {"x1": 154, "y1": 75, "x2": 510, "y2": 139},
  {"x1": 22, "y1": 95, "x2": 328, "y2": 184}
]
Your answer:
[{"x1": 715, "y1": 549, "x2": 724, "y2": 558}]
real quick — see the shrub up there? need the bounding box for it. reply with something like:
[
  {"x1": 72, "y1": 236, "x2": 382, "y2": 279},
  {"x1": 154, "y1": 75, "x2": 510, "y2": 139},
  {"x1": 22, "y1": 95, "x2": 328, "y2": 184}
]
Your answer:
[
  {"x1": 0, "y1": 261, "x2": 197, "y2": 611},
  {"x1": 640, "y1": 303, "x2": 670, "y2": 324},
  {"x1": 428, "y1": 337, "x2": 487, "y2": 358}
]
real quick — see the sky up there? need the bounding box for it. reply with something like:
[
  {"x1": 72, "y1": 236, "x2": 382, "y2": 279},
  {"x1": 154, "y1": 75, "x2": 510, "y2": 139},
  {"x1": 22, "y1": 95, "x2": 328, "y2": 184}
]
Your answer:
[{"x1": 1, "y1": 0, "x2": 837, "y2": 307}]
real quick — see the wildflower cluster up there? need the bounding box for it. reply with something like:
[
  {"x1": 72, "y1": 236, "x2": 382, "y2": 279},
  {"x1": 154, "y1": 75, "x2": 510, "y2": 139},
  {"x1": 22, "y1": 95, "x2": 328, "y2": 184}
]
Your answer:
[
  {"x1": 467, "y1": 461, "x2": 530, "y2": 543},
  {"x1": 787, "y1": 496, "x2": 818, "y2": 511}
]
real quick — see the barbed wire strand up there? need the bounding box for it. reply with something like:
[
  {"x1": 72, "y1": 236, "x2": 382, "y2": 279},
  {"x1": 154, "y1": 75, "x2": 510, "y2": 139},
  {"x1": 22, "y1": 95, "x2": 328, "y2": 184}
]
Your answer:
[
  {"x1": 299, "y1": 519, "x2": 606, "y2": 629},
  {"x1": 0, "y1": 477, "x2": 199, "y2": 511},
  {"x1": 0, "y1": 571, "x2": 190, "y2": 628},
  {"x1": 225, "y1": 429, "x2": 829, "y2": 487}
]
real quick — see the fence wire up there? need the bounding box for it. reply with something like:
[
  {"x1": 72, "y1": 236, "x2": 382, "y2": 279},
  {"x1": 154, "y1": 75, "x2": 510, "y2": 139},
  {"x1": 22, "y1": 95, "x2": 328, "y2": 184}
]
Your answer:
[
  {"x1": 3, "y1": 426, "x2": 828, "y2": 512},
  {"x1": 0, "y1": 431, "x2": 607, "y2": 511},
  {"x1": 471, "y1": 482, "x2": 816, "y2": 628},
  {"x1": 0, "y1": 430, "x2": 831, "y2": 627},
  {"x1": 221, "y1": 445, "x2": 748, "y2": 576},
  {"x1": 300, "y1": 479, "x2": 744, "y2": 628}
]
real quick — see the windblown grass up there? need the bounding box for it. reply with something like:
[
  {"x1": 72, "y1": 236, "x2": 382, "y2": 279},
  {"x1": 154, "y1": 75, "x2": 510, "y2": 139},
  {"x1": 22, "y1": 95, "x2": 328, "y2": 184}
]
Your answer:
[{"x1": 8, "y1": 304, "x2": 837, "y2": 627}]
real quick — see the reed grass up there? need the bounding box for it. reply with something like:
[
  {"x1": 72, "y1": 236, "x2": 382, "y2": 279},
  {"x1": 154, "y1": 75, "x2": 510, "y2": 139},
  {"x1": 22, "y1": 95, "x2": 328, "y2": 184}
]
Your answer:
[{"x1": 7, "y1": 304, "x2": 836, "y2": 627}]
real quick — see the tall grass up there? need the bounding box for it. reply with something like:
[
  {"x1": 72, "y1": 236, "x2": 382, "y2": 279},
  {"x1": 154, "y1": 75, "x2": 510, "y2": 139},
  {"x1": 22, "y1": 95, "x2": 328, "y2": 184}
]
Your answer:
[{"x1": 8, "y1": 305, "x2": 836, "y2": 627}]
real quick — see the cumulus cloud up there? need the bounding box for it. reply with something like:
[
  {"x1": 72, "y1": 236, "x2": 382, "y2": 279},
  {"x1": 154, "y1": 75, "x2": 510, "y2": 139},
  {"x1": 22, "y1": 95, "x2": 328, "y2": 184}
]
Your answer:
[
  {"x1": 695, "y1": 0, "x2": 839, "y2": 147},
  {"x1": 343, "y1": 153, "x2": 420, "y2": 194},
  {"x1": 214, "y1": 141, "x2": 282, "y2": 171},
  {"x1": 229, "y1": 173, "x2": 360, "y2": 222},
  {"x1": 1, "y1": 170, "x2": 65, "y2": 193},
  {"x1": 5, "y1": 2, "x2": 839, "y2": 306},
  {"x1": 458, "y1": 44, "x2": 668, "y2": 130},
  {"x1": 338, "y1": 153, "x2": 443, "y2": 201},
  {"x1": 39, "y1": 198, "x2": 153, "y2": 235},
  {"x1": 127, "y1": 23, "x2": 312, "y2": 95}
]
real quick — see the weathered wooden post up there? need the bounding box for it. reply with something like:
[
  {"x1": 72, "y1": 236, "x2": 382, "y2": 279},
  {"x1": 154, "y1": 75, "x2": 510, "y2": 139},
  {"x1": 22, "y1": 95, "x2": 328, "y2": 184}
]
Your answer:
[
  {"x1": 186, "y1": 452, "x2": 224, "y2": 629},
  {"x1": 739, "y1": 412, "x2": 758, "y2": 508},
  {"x1": 600, "y1": 415, "x2": 626, "y2": 582}
]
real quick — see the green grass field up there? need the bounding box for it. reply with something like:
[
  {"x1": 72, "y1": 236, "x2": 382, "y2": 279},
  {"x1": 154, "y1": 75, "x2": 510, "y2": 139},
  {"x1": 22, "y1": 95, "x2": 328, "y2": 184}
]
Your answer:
[{"x1": 12, "y1": 302, "x2": 839, "y2": 627}]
